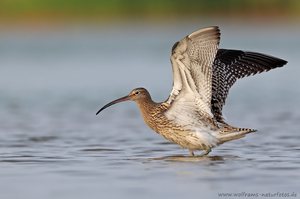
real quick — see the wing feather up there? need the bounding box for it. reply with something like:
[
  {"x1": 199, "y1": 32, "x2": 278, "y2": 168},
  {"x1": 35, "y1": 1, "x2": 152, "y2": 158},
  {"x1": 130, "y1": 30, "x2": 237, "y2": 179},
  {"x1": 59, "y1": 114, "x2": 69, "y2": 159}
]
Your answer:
[
  {"x1": 211, "y1": 49, "x2": 287, "y2": 122},
  {"x1": 165, "y1": 26, "x2": 220, "y2": 124}
]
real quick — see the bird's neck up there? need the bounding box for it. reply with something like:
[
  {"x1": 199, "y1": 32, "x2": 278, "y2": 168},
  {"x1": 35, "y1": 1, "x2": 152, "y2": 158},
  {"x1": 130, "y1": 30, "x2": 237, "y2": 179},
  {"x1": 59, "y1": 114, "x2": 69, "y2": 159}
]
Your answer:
[
  {"x1": 135, "y1": 98, "x2": 160, "y2": 131},
  {"x1": 136, "y1": 97, "x2": 157, "y2": 115}
]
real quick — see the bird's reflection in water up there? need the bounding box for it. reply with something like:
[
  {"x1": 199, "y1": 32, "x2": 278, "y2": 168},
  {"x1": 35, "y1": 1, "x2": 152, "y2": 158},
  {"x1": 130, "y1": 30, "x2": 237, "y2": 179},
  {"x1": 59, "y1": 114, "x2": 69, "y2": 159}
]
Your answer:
[{"x1": 149, "y1": 155, "x2": 227, "y2": 162}]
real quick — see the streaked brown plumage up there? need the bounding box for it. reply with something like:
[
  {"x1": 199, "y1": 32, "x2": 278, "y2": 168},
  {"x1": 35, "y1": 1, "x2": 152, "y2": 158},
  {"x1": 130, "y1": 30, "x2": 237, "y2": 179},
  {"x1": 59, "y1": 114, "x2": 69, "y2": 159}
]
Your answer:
[{"x1": 96, "y1": 26, "x2": 287, "y2": 156}]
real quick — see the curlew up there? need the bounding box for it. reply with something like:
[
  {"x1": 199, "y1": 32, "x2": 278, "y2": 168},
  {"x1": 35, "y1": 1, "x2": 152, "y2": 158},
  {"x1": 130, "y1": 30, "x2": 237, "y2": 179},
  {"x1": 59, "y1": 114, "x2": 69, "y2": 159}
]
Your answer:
[{"x1": 96, "y1": 26, "x2": 287, "y2": 156}]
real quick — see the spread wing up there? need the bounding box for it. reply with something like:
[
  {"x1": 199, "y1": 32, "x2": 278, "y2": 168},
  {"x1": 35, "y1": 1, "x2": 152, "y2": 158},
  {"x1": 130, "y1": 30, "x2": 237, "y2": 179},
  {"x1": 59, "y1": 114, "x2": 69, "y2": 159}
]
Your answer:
[
  {"x1": 165, "y1": 26, "x2": 220, "y2": 126},
  {"x1": 212, "y1": 49, "x2": 288, "y2": 123}
]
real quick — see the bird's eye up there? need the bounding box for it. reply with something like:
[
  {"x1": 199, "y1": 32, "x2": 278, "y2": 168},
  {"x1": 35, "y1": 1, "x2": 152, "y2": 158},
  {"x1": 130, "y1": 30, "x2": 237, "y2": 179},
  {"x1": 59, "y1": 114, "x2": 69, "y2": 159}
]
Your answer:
[{"x1": 135, "y1": 91, "x2": 140, "y2": 95}]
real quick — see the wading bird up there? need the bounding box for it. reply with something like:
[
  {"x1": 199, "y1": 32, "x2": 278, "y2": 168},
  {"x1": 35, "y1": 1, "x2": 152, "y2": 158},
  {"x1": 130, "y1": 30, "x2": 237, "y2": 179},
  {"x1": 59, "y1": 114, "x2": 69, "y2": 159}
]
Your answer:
[{"x1": 96, "y1": 26, "x2": 287, "y2": 156}]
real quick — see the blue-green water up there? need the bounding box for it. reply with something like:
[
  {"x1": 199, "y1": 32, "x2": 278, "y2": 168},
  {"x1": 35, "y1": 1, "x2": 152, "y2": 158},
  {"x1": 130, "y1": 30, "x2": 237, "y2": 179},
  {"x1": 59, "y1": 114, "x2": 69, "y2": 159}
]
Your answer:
[{"x1": 0, "y1": 22, "x2": 299, "y2": 199}]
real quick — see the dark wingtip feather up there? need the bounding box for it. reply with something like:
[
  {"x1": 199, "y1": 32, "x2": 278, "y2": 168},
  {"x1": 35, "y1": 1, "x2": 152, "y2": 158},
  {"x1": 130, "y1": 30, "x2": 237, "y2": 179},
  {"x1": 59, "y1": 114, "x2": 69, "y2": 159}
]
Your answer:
[
  {"x1": 212, "y1": 49, "x2": 287, "y2": 123},
  {"x1": 279, "y1": 59, "x2": 288, "y2": 66},
  {"x1": 271, "y1": 58, "x2": 288, "y2": 70}
]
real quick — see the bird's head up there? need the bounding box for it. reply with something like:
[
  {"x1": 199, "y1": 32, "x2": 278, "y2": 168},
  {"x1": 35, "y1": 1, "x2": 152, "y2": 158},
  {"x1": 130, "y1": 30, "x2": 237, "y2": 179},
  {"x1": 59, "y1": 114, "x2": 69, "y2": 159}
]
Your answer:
[{"x1": 96, "y1": 87, "x2": 150, "y2": 115}]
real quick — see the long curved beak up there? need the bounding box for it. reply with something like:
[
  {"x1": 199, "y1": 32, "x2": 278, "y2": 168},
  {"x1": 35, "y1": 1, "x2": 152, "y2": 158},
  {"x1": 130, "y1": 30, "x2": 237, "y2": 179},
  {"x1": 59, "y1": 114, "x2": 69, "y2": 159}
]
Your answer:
[{"x1": 96, "y1": 95, "x2": 131, "y2": 115}]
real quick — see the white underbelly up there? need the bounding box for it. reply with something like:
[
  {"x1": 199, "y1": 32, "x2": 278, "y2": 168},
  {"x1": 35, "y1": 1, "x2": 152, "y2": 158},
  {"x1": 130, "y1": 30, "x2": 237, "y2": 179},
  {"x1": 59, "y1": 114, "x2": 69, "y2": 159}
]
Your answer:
[{"x1": 158, "y1": 127, "x2": 219, "y2": 150}]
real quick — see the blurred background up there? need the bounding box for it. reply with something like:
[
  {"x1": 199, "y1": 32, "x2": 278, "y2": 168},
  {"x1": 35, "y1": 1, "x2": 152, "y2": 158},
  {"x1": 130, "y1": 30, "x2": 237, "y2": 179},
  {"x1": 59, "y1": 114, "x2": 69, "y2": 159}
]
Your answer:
[
  {"x1": 0, "y1": 0, "x2": 299, "y2": 98},
  {"x1": 0, "y1": 0, "x2": 299, "y2": 23},
  {"x1": 0, "y1": 1, "x2": 299, "y2": 199},
  {"x1": 0, "y1": 0, "x2": 299, "y2": 109}
]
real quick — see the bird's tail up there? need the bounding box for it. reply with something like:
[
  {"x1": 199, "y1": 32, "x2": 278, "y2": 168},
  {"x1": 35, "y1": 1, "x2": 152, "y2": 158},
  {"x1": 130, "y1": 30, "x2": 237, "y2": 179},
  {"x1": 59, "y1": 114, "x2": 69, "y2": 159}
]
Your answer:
[{"x1": 217, "y1": 124, "x2": 256, "y2": 144}]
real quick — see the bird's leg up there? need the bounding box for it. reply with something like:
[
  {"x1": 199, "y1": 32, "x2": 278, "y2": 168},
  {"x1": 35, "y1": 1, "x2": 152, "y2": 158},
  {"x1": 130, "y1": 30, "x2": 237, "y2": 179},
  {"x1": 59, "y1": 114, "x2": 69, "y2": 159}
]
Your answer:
[
  {"x1": 199, "y1": 148, "x2": 211, "y2": 157},
  {"x1": 189, "y1": 150, "x2": 195, "y2": 156}
]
